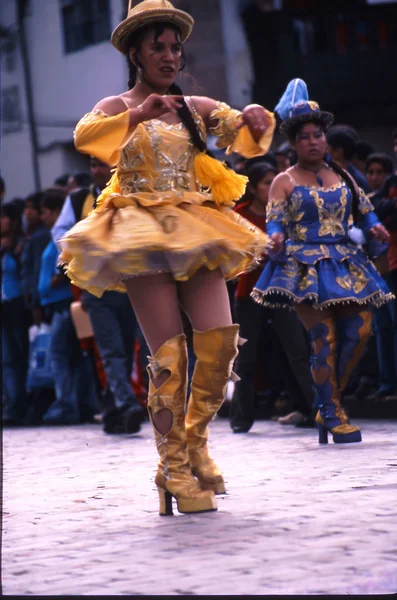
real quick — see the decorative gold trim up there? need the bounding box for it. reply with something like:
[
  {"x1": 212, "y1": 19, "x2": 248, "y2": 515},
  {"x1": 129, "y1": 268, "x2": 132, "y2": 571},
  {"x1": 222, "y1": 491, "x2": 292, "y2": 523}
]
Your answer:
[{"x1": 251, "y1": 287, "x2": 395, "y2": 310}]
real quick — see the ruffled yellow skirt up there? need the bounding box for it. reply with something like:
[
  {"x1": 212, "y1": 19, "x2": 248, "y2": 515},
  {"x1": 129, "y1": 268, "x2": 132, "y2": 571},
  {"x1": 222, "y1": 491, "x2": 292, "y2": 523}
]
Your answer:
[{"x1": 59, "y1": 190, "x2": 269, "y2": 298}]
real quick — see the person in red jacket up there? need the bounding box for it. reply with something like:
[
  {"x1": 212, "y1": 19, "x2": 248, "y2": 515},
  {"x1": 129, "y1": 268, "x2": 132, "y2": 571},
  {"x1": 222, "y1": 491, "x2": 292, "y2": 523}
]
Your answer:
[{"x1": 230, "y1": 161, "x2": 315, "y2": 433}]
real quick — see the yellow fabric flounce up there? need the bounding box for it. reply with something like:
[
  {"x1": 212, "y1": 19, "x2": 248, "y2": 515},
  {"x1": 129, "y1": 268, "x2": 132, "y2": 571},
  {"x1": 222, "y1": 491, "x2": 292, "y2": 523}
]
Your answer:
[
  {"x1": 59, "y1": 199, "x2": 270, "y2": 298},
  {"x1": 74, "y1": 110, "x2": 137, "y2": 166},
  {"x1": 93, "y1": 169, "x2": 121, "y2": 211},
  {"x1": 209, "y1": 101, "x2": 276, "y2": 158}
]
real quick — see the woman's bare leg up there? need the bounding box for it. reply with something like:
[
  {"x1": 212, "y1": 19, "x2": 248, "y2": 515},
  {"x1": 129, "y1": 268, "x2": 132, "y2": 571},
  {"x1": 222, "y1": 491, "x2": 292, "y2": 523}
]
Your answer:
[
  {"x1": 124, "y1": 273, "x2": 184, "y2": 434},
  {"x1": 125, "y1": 273, "x2": 217, "y2": 514},
  {"x1": 294, "y1": 304, "x2": 333, "y2": 332},
  {"x1": 178, "y1": 267, "x2": 233, "y2": 330}
]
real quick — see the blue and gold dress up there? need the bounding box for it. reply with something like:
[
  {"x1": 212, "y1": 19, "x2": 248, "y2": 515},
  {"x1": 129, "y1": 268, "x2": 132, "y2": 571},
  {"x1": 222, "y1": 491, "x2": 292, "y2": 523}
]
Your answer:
[{"x1": 251, "y1": 175, "x2": 393, "y2": 309}]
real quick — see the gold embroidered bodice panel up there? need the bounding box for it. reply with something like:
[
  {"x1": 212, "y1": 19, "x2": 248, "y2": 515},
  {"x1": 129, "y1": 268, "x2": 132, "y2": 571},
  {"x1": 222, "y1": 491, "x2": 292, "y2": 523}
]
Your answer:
[{"x1": 117, "y1": 118, "x2": 202, "y2": 195}]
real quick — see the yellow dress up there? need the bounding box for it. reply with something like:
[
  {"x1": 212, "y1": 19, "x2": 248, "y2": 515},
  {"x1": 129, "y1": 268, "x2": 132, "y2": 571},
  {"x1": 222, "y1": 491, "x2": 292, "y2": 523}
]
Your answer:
[{"x1": 59, "y1": 99, "x2": 275, "y2": 297}]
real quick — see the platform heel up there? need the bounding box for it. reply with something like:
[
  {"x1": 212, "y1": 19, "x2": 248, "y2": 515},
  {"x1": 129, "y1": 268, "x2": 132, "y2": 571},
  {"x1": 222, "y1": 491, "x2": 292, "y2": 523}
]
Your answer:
[
  {"x1": 309, "y1": 317, "x2": 362, "y2": 445},
  {"x1": 147, "y1": 334, "x2": 217, "y2": 516},
  {"x1": 185, "y1": 325, "x2": 244, "y2": 494}
]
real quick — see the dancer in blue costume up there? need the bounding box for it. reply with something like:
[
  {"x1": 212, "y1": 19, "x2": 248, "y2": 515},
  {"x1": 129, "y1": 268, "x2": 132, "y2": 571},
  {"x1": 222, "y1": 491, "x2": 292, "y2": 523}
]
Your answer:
[{"x1": 252, "y1": 80, "x2": 393, "y2": 444}]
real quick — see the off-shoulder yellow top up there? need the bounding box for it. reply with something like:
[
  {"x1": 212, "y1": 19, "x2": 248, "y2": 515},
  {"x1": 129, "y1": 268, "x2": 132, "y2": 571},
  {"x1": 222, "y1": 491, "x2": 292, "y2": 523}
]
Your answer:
[{"x1": 58, "y1": 99, "x2": 274, "y2": 297}]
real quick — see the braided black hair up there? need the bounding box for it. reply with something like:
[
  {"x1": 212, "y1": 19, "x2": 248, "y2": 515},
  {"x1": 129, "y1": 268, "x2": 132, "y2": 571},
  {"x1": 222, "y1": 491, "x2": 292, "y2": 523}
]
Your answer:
[
  {"x1": 169, "y1": 83, "x2": 217, "y2": 158},
  {"x1": 287, "y1": 120, "x2": 360, "y2": 223},
  {"x1": 125, "y1": 23, "x2": 214, "y2": 158},
  {"x1": 324, "y1": 155, "x2": 360, "y2": 224}
]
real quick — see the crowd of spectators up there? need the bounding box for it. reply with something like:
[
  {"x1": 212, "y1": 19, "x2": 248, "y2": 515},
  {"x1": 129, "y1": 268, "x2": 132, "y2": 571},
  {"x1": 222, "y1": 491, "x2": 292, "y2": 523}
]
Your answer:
[{"x1": 1, "y1": 125, "x2": 396, "y2": 431}]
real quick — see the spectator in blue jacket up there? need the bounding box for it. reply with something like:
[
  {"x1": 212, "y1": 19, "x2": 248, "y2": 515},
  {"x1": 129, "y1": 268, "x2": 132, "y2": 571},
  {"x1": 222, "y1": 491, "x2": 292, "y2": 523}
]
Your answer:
[{"x1": 38, "y1": 188, "x2": 99, "y2": 425}]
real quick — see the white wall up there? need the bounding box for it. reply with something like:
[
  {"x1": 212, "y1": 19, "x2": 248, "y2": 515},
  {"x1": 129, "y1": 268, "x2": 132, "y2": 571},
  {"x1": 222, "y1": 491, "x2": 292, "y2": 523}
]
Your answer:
[
  {"x1": 0, "y1": 0, "x2": 36, "y2": 199},
  {"x1": 219, "y1": 0, "x2": 254, "y2": 109},
  {"x1": 27, "y1": 0, "x2": 127, "y2": 149},
  {"x1": 1, "y1": 0, "x2": 128, "y2": 199}
]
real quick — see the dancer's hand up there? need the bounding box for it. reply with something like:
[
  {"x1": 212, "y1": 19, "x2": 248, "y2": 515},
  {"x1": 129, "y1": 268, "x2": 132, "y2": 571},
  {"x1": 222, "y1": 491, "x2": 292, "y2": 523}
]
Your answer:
[
  {"x1": 241, "y1": 104, "x2": 271, "y2": 141},
  {"x1": 370, "y1": 224, "x2": 390, "y2": 243},
  {"x1": 270, "y1": 232, "x2": 285, "y2": 254},
  {"x1": 136, "y1": 94, "x2": 183, "y2": 122}
]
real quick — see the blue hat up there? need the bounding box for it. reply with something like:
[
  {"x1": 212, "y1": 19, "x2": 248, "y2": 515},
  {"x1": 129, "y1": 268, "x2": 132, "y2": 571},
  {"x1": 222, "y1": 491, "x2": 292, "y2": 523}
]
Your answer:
[{"x1": 275, "y1": 79, "x2": 334, "y2": 136}]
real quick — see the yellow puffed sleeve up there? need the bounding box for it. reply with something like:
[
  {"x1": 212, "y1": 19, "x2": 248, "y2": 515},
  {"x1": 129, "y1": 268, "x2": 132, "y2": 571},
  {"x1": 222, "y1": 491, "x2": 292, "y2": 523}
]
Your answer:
[
  {"x1": 208, "y1": 101, "x2": 275, "y2": 158},
  {"x1": 73, "y1": 109, "x2": 137, "y2": 166}
]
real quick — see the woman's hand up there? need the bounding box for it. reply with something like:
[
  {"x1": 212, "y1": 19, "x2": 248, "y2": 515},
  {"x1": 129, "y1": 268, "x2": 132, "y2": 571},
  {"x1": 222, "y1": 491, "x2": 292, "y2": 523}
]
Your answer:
[
  {"x1": 136, "y1": 94, "x2": 183, "y2": 122},
  {"x1": 370, "y1": 224, "x2": 390, "y2": 243},
  {"x1": 241, "y1": 104, "x2": 270, "y2": 142},
  {"x1": 269, "y1": 232, "x2": 286, "y2": 255}
]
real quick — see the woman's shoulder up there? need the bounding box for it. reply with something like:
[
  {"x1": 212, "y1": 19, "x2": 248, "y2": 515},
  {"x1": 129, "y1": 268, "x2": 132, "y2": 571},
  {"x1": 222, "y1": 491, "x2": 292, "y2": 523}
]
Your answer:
[
  {"x1": 92, "y1": 94, "x2": 130, "y2": 116},
  {"x1": 272, "y1": 169, "x2": 295, "y2": 192}
]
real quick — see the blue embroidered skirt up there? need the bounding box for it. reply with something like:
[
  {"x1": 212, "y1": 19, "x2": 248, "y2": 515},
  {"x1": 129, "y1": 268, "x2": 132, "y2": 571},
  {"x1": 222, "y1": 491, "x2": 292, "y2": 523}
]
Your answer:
[{"x1": 251, "y1": 241, "x2": 393, "y2": 310}]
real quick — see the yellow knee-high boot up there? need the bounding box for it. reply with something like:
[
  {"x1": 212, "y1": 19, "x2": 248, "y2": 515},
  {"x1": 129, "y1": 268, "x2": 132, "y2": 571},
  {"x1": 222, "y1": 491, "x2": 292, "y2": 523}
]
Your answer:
[
  {"x1": 185, "y1": 325, "x2": 241, "y2": 494},
  {"x1": 147, "y1": 334, "x2": 217, "y2": 516}
]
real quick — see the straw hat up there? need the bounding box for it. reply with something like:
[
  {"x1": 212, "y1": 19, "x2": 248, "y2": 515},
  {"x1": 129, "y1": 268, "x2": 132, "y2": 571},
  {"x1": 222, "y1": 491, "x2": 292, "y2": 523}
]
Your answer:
[{"x1": 111, "y1": 0, "x2": 194, "y2": 55}]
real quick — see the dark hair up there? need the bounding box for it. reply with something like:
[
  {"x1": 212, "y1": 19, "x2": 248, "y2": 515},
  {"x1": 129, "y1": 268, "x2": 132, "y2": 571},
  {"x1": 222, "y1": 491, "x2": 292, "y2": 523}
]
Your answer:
[
  {"x1": 326, "y1": 128, "x2": 356, "y2": 161},
  {"x1": 1, "y1": 200, "x2": 21, "y2": 221},
  {"x1": 245, "y1": 153, "x2": 278, "y2": 172},
  {"x1": 125, "y1": 22, "x2": 209, "y2": 158},
  {"x1": 1, "y1": 200, "x2": 23, "y2": 240},
  {"x1": 72, "y1": 172, "x2": 93, "y2": 188},
  {"x1": 54, "y1": 173, "x2": 70, "y2": 187},
  {"x1": 40, "y1": 188, "x2": 67, "y2": 212},
  {"x1": 353, "y1": 140, "x2": 374, "y2": 161},
  {"x1": 126, "y1": 22, "x2": 186, "y2": 90},
  {"x1": 287, "y1": 120, "x2": 360, "y2": 222},
  {"x1": 0, "y1": 175, "x2": 5, "y2": 194},
  {"x1": 286, "y1": 118, "x2": 326, "y2": 145},
  {"x1": 392, "y1": 127, "x2": 397, "y2": 140},
  {"x1": 365, "y1": 152, "x2": 394, "y2": 175},
  {"x1": 246, "y1": 161, "x2": 278, "y2": 188},
  {"x1": 25, "y1": 191, "x2": 45, "y2": 212}
]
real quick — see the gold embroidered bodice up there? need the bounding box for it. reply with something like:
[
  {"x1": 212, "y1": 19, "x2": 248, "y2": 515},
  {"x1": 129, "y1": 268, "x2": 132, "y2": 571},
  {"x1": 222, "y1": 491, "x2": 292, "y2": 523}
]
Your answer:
[
  {"x1": 118, "y1": 116, "x2": 202, "y2": 196},
  {"x1": 73, "y1": 99, "x2": 275, "y2": 205}
]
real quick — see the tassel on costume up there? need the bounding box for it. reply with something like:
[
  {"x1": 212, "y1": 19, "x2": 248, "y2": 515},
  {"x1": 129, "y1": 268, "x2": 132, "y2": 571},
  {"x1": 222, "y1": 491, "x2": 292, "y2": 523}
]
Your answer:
[{"x1": 194, "y1": 151, "x2": 248, "y2": 207}]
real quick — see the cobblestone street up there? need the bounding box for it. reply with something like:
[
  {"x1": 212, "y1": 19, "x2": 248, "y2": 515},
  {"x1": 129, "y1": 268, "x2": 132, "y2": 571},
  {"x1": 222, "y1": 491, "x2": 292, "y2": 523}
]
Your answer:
[{"x1": 2, "y1": 416, "x2": 397, "y2": 596}]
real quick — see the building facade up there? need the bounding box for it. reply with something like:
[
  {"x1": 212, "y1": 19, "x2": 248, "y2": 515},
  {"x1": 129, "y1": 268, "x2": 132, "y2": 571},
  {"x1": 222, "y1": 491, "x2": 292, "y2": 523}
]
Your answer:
[
  {"x1": 1, "y1": 0, "x2": 238, "y2": 200},
  {"x1": 1, "y1": 0, "x2": 395, "y2": 201}
]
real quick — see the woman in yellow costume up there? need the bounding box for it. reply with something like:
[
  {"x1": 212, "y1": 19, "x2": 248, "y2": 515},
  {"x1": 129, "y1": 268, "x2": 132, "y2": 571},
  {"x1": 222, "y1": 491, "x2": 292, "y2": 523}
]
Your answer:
[{"x1": 59, "y1": 0, "x2": 275, "y2": 516}]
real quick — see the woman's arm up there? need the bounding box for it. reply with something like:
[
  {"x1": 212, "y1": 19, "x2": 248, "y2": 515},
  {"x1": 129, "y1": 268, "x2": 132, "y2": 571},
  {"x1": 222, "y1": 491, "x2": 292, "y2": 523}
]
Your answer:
[
  {"x1": 356, "y1": 187, "x2": 390, "y2": 242},
  {"x1": 74, "y1": 96, "x2": 140, "y2": 165},
  {"x1": 190, "y1": 96, "x2": 275, "y2": 158},
  {"x1": 266, "y1": 173, "x2": 292, "y2": 253},
  {"x1": 75, "y1": 94, "x2": 184, "y2": 165}
]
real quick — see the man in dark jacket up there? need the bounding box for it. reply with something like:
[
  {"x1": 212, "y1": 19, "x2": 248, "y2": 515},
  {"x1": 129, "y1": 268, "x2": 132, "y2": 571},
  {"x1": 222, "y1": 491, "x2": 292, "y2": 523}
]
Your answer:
[
  {"x1": 20, "y1": 192, "x2": 51, "y2": 324},
  {"x1": 52, "y1": 157, "x2": 147, "y2": 434}
]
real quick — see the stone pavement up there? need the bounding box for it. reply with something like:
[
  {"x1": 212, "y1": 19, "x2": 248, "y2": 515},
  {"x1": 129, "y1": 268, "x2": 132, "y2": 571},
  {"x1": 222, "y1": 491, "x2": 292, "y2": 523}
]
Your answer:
[{"x1": 2, "y1": 416, "x2": 397, "y2": 596}]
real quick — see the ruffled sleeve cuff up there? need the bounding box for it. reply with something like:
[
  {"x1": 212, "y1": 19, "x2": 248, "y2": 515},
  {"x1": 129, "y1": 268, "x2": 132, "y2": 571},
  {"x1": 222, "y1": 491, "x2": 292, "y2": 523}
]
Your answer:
[
  {"x1": 209, "y1": 101, "x2": 276, "y2": 158},
  {"x1": 74, "y1": 109, "x2": 137, "y2": 166}
]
